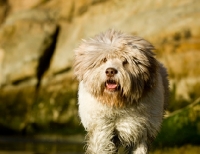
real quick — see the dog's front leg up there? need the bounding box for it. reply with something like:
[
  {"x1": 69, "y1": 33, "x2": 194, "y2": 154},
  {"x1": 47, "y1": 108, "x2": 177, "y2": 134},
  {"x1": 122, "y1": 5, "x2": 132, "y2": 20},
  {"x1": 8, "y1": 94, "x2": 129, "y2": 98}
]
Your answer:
[
  {"x1": 85, "y1": 124, "x2": 117, "y2": 154},
  {"x1": 131, "y1": 141, "x2": 148, "y2": 154},
  {"x1": 123, "y1": 137, "x2": 148, "y2": 154},
  {"x1": 131, "y1": 131, "x2": 148, "y2": 154}
]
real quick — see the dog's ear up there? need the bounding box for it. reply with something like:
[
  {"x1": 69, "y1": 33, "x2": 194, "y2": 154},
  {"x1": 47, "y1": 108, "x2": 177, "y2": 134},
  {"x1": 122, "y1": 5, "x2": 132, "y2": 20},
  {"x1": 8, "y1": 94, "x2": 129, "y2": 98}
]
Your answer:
[
  {"x1": 74, "y1": 46, "x2": 85, "y2": 81},
  {"x1": 143, "y1": 51, "x2": 158, "y2": 91},
  {"x1": 127, "y1": 37, "x2": 158, "y2": 94},
  {"x1": 140, "y1": 47, "x2": 158, "y2": 94},
  {"x1": 74, "y1": 42, "x2": 102, "y2": 81}
]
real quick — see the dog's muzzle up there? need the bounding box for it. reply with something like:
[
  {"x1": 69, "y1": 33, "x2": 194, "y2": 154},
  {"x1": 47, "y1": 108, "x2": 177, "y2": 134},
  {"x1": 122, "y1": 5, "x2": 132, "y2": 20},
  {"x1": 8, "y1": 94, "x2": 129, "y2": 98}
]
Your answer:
[{"x1": 105, "y1": 68, "x2": 119, "y2": 91}]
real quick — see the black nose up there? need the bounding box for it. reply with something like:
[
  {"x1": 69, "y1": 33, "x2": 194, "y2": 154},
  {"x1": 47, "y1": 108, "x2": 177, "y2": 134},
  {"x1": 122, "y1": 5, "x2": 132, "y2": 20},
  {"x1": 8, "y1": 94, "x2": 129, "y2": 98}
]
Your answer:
[{"x1": 105, "y1": 68, "x2": 118, "y2": 77}]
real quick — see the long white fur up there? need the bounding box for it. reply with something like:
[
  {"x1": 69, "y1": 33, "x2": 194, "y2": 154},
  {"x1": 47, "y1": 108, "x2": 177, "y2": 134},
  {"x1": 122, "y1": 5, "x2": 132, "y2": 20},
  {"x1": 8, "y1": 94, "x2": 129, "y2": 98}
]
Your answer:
[{"x1": 74, "y1": 29, "x2": 169, "y2": 154}]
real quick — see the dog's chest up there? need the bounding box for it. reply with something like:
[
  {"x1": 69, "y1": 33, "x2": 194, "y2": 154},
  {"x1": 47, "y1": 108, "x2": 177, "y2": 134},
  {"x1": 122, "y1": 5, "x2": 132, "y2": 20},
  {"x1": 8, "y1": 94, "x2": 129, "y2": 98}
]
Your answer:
[
  {"x1": 78, "y1": 82, "x2": 145, "y2": 130},
  {"x1": 78, "y1": 82, "x2": 109, "y2": 128}
]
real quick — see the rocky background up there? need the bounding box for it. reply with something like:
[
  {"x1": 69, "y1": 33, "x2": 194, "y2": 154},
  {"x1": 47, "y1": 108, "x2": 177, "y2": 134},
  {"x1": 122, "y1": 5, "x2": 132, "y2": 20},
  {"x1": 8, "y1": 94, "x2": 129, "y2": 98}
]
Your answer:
[{"x1": 0, "y1": 0, "x2": 200, "y2": 149}]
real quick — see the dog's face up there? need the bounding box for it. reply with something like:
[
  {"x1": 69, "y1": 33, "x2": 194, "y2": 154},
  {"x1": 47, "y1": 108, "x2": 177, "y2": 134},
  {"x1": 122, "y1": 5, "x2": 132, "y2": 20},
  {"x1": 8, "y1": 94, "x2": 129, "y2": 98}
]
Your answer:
[{"x1": 74, "y1": 30, "x2": 158, "y2": 107}]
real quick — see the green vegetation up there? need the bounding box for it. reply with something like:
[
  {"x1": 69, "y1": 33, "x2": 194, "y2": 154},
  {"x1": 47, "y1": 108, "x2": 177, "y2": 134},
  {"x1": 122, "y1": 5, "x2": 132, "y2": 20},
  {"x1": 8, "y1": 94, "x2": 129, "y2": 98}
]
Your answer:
[
  {"x1": 0, "y1": 75, "x2": 85, "y2": 135},
  {"x1": 153, "y1": 98, "x2": 200, "y2": 148}
]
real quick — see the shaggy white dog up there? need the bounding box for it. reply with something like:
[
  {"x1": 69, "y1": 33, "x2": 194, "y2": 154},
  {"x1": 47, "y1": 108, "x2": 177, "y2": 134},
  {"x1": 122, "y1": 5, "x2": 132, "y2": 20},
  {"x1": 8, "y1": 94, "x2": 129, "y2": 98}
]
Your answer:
[{"x1": 74, "y1": 29, "x2": 169, "y2": 154}]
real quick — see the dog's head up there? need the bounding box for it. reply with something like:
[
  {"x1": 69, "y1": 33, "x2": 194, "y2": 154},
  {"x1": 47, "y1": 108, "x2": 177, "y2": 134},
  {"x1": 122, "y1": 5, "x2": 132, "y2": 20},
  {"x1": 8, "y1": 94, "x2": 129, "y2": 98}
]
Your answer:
[{"x1": 74, "y1": 29, "x2": 158, "y2": 107}]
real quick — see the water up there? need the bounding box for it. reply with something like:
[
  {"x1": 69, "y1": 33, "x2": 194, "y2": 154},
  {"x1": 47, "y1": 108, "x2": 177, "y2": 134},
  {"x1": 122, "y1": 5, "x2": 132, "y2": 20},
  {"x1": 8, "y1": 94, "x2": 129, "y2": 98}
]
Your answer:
[
  {"x1": 1, "y1": 136, "x2": 200, "y2": 154},
  {"x1": 0, "y1": 136, "x2": 84, "y2": 154}
]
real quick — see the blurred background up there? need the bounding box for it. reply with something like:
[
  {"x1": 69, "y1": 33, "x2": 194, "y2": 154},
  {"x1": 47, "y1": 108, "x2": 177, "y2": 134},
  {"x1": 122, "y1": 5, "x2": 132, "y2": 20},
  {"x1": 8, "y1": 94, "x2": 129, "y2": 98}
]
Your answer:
[{"x1": 0, "y1": 0, "x2": 200, "y2": 153}]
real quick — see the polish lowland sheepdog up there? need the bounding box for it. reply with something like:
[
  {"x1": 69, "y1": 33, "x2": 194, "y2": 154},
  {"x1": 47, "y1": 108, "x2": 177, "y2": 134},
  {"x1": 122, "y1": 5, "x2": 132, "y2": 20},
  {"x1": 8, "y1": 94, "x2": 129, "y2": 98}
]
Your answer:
[{"x1": 74, "y1": 29, "x2": 169, "y2": 154}]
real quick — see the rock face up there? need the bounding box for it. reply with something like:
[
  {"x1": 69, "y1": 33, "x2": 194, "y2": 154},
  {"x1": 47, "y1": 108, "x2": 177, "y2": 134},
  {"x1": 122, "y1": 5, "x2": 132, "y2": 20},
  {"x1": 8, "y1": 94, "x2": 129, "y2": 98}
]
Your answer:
[
  {"x1": 0, "y1": 0, "x2": 200, "y2": 135},
  {"x1": 0, "y1": 19, "x2": 58, "y2": 85}
]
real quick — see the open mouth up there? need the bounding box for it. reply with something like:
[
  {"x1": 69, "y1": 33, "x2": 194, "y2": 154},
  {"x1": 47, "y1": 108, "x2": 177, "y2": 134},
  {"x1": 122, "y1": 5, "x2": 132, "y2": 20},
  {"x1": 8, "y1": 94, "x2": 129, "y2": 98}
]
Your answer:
[{"x1": 105, "y1": 79, "x2": 119, "y2": 91}]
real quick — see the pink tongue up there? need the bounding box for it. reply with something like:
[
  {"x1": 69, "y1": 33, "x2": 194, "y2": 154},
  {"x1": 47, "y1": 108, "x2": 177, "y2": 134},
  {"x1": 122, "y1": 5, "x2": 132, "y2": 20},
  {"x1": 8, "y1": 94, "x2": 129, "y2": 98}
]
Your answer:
[{"x1": 106, "y1": 83, "x2": 117, "y2": 89}]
